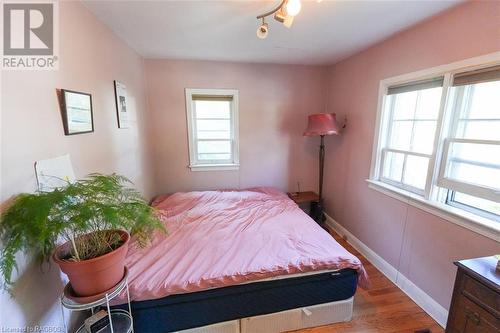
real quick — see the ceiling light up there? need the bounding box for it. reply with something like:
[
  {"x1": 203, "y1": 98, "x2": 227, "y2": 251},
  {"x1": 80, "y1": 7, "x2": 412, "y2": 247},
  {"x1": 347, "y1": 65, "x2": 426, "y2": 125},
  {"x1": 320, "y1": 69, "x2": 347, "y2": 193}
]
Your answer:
[
  {"x1": 256, "y1": 0, "x2": 313, "y2": 38},
  {"x1": 256, "y1": 19, "x2": 269, "y2": 39},
  {"x1": 285, "y1": 0, "x2": 301, "y2": 17}
]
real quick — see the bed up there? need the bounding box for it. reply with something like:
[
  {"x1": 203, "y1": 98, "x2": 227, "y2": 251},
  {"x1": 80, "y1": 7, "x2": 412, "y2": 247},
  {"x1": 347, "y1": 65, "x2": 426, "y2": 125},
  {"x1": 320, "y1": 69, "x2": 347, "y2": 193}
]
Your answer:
[{"x1": 114, "y1": 187, "x2": 368, "y2": 333}]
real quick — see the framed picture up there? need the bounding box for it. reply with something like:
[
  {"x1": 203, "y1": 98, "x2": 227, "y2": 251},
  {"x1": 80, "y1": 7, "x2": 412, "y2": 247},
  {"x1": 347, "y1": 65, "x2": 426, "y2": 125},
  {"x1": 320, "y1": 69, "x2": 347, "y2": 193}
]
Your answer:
[
  {"x1": 60, "y1": 89, "x2": 94, "y2": 135},
  {"x1": 114, "y1": 80, "x2": 129, "y2": 128}
]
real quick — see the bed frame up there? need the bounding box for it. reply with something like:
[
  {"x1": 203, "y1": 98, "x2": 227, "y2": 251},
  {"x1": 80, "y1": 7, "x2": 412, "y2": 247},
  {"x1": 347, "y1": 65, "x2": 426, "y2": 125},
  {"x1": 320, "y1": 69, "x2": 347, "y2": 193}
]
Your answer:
[{"x1": 115, "y1": 268, "x2": 358, "y2": 333}]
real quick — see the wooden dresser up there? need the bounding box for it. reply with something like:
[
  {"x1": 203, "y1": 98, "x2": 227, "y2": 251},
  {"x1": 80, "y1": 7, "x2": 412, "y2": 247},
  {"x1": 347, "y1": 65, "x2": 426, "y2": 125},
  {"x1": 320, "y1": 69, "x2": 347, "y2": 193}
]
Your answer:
[{"x1": 446, "y1": 256, "x2": 500, "y2": 333}]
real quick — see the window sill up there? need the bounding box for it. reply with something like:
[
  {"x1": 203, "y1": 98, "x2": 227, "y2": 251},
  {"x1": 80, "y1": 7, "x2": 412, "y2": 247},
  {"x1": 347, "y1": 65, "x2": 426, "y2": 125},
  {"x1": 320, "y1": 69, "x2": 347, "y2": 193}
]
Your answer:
[
  {"x1": 189, "y1": 164, "x2": 239, "y2": 172},
  {"x1": 366, "y1": 179, "x2": 499, "y2": 242}
]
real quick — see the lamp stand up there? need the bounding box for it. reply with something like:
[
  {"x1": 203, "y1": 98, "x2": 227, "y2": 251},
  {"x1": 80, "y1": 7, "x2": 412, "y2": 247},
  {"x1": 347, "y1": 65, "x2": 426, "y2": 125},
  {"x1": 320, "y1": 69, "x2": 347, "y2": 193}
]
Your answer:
[
  {"x1": 319, "y1": 135, "x2": 325, "y2": 201},
  {"x1": 311, "y1": 135, "x2": 326, "y2": 225}
]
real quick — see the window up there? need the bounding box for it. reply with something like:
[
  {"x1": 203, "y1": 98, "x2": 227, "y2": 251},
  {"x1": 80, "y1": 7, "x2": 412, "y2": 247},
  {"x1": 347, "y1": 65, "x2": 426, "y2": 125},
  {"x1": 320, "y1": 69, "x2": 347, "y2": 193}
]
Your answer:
[
  {"x1": 185, "y1": 89, "x2": 239, "y2": 171},
  {"x1": 380, "y1": 78, "x2": 444, "y2": 194},
  {"x1": 438, "y1": 68, "x2": 500, "y2": 221},
  {"x1": 371, "y1": 59, "x2": 500, "y2": 232}
]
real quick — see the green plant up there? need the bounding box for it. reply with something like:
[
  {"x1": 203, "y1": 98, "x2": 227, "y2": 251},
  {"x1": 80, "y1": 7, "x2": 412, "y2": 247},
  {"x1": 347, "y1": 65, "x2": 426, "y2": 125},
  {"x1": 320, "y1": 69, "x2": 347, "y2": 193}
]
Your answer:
[{"x1": 0, "y1": 173, "x2": 165, "y2": 289}]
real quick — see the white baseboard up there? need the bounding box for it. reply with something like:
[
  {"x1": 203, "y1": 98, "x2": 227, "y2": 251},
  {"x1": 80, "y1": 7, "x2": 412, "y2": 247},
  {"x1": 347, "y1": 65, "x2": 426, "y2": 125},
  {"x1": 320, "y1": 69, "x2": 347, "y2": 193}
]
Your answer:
[{"x1": 324, "y1": 213, "x2": 448, "y2": 328}]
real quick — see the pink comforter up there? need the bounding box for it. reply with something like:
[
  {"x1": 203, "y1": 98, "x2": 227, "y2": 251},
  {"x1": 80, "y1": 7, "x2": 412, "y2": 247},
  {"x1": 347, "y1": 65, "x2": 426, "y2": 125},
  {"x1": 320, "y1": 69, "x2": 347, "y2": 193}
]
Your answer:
[{"x1": 121, "y1": 188, "x2": 368, "y2": 302}]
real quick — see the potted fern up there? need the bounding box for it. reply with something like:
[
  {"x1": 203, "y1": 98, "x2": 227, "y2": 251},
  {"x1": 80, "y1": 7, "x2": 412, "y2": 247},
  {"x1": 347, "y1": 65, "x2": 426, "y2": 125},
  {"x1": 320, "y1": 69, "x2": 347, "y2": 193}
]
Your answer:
[{"x1": 0, "y1": 173, "x2": 164, "y2": 298}]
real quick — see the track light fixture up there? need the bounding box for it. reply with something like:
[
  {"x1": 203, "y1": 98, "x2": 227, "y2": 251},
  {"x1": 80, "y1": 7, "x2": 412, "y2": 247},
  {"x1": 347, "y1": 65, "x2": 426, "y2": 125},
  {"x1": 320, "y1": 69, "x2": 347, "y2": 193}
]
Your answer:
[{"x1": 256, "y1": 0, "x2": 307, "y2": 38}]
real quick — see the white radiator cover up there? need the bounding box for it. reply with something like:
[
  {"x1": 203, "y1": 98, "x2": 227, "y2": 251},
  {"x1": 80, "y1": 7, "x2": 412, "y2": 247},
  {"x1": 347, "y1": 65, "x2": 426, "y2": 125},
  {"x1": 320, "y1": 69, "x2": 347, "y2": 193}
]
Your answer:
[{"x1": 177, "y1": 297, "x2": 354, "y2": 333}]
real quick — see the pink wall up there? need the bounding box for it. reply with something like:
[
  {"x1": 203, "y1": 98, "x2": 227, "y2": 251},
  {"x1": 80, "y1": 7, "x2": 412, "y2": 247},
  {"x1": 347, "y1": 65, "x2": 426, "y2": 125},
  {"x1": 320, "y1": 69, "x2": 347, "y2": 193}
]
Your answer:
[
  {"x1": 1, "y1": 2, "x2": 151, "y2": 329},
  {"x1": 145, "y1": 59, "x2": 327, "y2": 196},
  {"x1": 2, "y1": 0, "x2": 499, "y2": 330},
  {"x1": 324, "y1": 1, "x2": 500, "y2": 309}
]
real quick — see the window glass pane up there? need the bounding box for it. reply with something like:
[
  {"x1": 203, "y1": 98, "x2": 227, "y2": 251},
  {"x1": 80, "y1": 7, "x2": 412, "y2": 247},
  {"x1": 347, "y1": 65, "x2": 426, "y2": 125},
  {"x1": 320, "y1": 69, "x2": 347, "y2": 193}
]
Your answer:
[
  {"x1": 198, "y1": 153, "x2": 231, "y2": 161},
  {"x1": 411, "y1": 121, "x2": 437, "y2": 154},
  {"x1": 453, "y1": 81, "x2": 500, "y2": 141},
  {"x1": 456, "y1": 120, "x2": 500, "y2": 141},
  {"x1": 403, "y1": 155, "x2": 429, "y2": 190},
  {"x1": 446, "y1": 142, "x2": 500, "y2": 189},
  {"x1": 382, "y1": 151, "x2": 404, "y2": 182},
  {"x1": 196, "y1": 119, "x2": 230, "y2": 132},
  {"x1": 415, "y1": 87, "x2": 442, "y2": 119},
  {"x1": 389, "y1": 121, "x2": 412, "y2": 151},
  {"x1": 452, "y1": 192, "x2": 500, "y2": 218},
  {"x1": 388, "y1": 87, "x2": 441, "y2": 154},
  {"x1": 194, "y1": 100, "x2": 231, "y2": 119},
  {"x1": 197, "y1": 130, "x2": 230, "y2": 140},
  {"x1": 197, "y1": 140, "x2": 231, "y2": 154},
  {"x1": 393, "y1": 91, "x2": 417, "y2": 120},
  {"x1": 448, "y1": 163, "x2": 500, "y2": 189},
  {"x1": 464, "y1": 81, "x2": 500, "y2": 120},
  {"x1": 448, "y1": 142, "x2": 500, "y2": 169}
]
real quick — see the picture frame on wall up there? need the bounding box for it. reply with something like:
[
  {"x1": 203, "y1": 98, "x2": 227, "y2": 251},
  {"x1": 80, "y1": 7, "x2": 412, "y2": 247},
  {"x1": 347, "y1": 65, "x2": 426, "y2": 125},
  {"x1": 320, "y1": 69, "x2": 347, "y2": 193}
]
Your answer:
[
  {"x1": 60, "y1": 89, "x2": 94, "y2": 135},
  {"x1": 114, "y1": 80, "x2": 130, "y2": 128}
]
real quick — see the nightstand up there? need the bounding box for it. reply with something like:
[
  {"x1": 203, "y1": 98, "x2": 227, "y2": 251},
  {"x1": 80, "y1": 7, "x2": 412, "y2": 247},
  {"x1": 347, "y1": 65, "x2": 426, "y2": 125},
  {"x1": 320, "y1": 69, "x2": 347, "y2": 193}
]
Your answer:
[{"x1": 288, "y1": 191, "x2": 319, "y2": 218}]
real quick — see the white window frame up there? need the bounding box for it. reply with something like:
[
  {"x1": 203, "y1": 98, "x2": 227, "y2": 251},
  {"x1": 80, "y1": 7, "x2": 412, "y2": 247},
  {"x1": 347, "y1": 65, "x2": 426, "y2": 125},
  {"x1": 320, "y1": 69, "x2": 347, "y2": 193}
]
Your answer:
[
  {"x1": 185, "y1": 88, "x2": 240, "y2": 171},
  {"x1": 368, "y1": 52, "x2": 500, "y2": 241}
]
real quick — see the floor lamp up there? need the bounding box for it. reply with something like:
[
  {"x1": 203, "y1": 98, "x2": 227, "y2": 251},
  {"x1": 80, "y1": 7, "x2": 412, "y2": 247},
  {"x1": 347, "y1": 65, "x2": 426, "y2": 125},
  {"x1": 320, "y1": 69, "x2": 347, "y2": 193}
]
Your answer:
[{"x1": 303, "y1": 113, "x2": 340, "y2": 225}]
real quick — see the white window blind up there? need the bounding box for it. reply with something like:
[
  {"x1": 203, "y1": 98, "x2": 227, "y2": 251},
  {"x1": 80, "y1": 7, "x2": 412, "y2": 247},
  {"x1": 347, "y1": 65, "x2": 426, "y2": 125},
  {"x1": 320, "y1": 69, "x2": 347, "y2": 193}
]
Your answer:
[{"x1": 185, "y1": 89, "x2": 239, "y2": 171}]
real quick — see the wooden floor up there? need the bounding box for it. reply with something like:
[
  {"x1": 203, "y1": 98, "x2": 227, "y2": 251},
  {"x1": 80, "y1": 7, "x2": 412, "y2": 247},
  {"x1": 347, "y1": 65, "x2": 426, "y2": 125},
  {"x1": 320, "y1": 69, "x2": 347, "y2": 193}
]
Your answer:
[{"x1": 292, "y1": 230, "x2": 444, "y2": 333}]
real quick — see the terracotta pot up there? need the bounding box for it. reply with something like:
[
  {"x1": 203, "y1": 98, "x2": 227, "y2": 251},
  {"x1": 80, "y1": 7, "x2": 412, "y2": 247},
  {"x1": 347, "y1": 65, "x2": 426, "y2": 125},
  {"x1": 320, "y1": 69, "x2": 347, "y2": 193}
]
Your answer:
[
  {"x1": 53, "y1": 229, "x2": 130, "y2": 297},
  {"x1": 63, "y1": 267, "x2": 129, "y2": 303}
]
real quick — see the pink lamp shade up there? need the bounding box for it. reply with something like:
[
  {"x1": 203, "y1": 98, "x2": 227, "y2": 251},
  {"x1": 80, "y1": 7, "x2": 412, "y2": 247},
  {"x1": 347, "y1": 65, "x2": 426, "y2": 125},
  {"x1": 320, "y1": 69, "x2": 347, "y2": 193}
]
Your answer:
[{"x1": 303, "y1": 113, "x2": 340, "y2": 136}]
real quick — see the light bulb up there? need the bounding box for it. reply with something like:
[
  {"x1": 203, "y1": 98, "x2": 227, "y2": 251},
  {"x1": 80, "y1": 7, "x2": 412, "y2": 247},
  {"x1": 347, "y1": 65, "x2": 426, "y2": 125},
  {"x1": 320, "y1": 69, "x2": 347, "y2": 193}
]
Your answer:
[
  {"x1": 285, "y1": 0, "x2": 301, "y2": 17},
  {"x1": 256, "y1": 22, "x2": 269, "y2": 39}
]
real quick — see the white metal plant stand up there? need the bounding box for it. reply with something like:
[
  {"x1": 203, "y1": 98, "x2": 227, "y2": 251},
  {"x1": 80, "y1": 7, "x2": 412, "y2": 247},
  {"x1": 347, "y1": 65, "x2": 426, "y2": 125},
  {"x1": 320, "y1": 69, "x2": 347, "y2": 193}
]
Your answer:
[{"x1": 60, "y1": 270, "x2": 133, "y2": 333}]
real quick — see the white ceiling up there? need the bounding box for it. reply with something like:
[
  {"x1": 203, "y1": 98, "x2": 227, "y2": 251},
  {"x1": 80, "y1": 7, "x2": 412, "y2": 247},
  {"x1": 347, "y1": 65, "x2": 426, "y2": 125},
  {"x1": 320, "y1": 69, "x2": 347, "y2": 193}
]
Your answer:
[{"x1": 83, "y1": 0, "x2": 462, "y2": 65}]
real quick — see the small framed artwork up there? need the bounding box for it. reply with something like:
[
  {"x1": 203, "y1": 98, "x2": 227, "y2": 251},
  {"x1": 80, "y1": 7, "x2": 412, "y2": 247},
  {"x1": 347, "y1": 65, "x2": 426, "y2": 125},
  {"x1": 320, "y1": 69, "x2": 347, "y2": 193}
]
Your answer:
[
  {"x1": 114, "y1": 80, "x2": 129, "y2": 128},
  {"x1": 60, "y1": 89, "x2": 94, "y2": 135}
]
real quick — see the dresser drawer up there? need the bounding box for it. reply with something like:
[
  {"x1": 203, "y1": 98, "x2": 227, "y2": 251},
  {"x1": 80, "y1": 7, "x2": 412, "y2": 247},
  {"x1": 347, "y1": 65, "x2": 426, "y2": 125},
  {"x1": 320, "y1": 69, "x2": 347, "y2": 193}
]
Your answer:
[
  {"x1": 461, "y1": 273, "x2": 500, "y2": 318},
  {"x1": 449, "y1": 293, "x2": 499, "y2": 333}
]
